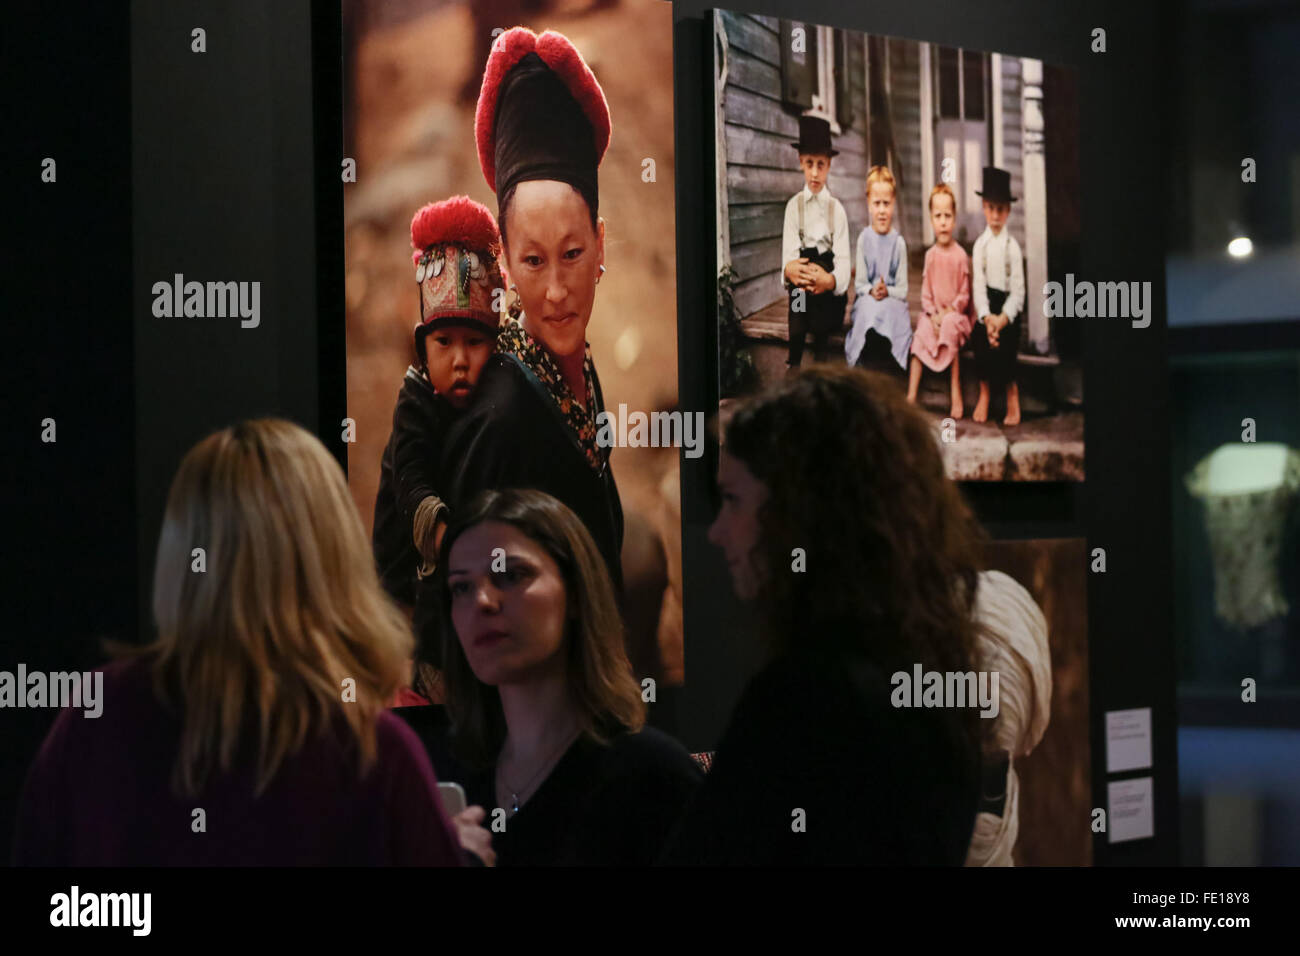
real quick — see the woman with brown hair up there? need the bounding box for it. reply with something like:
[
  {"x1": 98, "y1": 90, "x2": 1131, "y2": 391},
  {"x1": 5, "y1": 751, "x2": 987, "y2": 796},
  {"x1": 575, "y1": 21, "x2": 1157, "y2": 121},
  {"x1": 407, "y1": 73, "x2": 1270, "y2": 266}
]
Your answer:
[
  {"x1": 430, "y1": 488, "x2": 701, "y2": 866},
  {"x1": 13, "y1": 419, "x2": 462, "y2": 865},
  {"x1": 664, "y1": 366, "x2": 985, "y2": 864}
]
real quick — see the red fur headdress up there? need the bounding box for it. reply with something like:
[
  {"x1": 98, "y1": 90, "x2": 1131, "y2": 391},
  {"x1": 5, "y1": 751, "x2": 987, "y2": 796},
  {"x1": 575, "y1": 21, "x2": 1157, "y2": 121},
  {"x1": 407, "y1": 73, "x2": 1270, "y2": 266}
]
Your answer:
[
  {"x1": 474, "y1": 27, "x2": 611, "y2": 193},
  {"x1": 409, "y1": 195, "x2": 499, "y2": 266},
  {"x1": 407, "y1": 196, "x2": 503, "y2": 346}
]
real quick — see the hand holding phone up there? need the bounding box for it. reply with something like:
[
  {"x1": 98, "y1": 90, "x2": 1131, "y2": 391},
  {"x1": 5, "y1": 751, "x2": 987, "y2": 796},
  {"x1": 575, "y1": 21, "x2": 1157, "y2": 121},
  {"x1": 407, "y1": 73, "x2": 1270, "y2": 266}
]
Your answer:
[{"x1": 438, "y1": 781, "x2": 467, "y2": 816}]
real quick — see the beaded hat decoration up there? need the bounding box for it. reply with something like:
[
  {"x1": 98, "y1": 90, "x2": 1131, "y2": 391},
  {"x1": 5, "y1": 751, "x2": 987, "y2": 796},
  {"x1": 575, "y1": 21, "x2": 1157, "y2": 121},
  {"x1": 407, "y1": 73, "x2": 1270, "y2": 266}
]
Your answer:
[{"x1": 409, "y1": 196, "x2": 504, "y2": 360}]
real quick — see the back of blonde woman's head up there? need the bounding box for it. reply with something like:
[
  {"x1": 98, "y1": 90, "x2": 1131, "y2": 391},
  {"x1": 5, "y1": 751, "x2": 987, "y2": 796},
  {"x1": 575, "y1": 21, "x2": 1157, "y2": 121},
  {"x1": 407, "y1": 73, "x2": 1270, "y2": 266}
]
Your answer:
[{"x1": 143, "y1": 418, "x2": 412, "y2": 797}]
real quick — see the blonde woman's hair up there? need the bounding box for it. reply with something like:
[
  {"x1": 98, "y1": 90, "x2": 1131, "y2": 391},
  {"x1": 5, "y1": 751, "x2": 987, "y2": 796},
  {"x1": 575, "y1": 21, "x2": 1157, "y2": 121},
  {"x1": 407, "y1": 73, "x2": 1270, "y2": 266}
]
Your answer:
[
  {"x1": 435, "y1": 489, "x2": 645, "y2": 768},
  {"x1": 866, "y1": 165, "x2": 897, "y2": 196},
  {"x1": 122, "y1": 418, "x2": 413, "y2": 798},
  {"x1": 929, "y1": 182, "x2": 956, "y2": 213}
]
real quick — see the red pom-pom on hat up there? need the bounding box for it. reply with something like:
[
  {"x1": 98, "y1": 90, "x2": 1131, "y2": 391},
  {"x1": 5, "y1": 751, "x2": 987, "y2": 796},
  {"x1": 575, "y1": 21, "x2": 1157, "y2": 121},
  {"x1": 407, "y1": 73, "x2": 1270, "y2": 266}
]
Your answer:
[
  {"x1": 474, "y1": 26, "x2": 611, "y2": 192},
  {"x1": 409, "y1": 196, "x2": 499, "y2": 265}
]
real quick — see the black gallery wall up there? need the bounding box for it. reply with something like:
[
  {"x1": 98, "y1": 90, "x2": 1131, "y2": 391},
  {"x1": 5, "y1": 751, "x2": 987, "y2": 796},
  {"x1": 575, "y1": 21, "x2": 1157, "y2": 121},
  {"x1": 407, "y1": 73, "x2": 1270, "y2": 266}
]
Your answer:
[
  {"x1": 3, "y1": 0, "x2": 1174, "y2": 866},
  {"x1": 3, "y1": 3, "x2": 135, "y2": 867}
]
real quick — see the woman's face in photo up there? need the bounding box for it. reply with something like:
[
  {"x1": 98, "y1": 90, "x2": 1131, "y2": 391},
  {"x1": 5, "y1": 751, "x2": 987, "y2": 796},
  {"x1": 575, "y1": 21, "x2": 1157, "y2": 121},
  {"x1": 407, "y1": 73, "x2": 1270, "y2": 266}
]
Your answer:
[
  {"x1": 503, "y1": 179, "x2": 605, "y2": 362},
  {"x1": 708, "y1": 450, "x2": 770, "y2": 601},
  {"x1": 447, "y1": 520, "x2": 570, "y2": 686}
]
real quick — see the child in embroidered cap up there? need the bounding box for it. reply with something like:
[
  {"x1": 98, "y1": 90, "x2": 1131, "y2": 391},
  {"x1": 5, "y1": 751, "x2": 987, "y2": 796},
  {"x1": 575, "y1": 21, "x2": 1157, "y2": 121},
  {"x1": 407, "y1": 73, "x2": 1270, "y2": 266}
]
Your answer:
[
  {"x1": 780, "y1": 114, "x2": 851, "y2": 368},
  {"x1": 969, "y1": 166, "x2": 1026, "y2": 426},
  {"x1": 845, "y1": 165, "x2": 911, "y2": 372},
  {"x1": 373, "y1": 196, "x2": 504, "y2": 622}
]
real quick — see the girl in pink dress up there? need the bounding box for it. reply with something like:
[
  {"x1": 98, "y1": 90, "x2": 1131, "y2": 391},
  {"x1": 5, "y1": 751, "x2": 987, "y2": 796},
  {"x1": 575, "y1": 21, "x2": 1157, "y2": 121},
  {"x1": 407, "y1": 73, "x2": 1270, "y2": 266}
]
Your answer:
[{"x1": 907, "y1": 184, "x2": 973, "y2": 418}]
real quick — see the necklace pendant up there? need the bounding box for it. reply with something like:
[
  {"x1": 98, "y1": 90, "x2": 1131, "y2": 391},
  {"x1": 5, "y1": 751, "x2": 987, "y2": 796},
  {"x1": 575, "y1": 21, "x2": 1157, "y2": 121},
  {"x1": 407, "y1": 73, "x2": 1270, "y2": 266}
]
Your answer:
[{"x1": 511, "y1": 793, "x2": 519, "y2": 815}]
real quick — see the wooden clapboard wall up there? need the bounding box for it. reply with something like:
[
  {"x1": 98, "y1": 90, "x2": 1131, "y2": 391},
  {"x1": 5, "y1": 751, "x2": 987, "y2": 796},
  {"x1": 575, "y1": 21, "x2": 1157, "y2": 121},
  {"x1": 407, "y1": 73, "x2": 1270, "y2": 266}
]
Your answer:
[{"x1": 884, "y1": 36, "x2": 924, "y2": 248}]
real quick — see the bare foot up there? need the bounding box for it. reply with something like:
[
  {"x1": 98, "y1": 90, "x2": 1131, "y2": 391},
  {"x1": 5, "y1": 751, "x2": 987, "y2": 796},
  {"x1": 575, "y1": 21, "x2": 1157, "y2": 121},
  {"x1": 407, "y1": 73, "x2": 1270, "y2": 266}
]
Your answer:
[
  {"x1": 1002, "y1": 383, "x2": 1021, "y2": 427},
  {"x1": 972, "y1": 384, "x2": 990, "y2": 423}
]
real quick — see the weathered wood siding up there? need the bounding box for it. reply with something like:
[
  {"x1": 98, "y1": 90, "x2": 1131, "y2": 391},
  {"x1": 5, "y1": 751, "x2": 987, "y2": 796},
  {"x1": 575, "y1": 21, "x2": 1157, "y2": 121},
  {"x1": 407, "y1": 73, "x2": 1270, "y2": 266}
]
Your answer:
[{"x1": 886, "y1": 37, "x2": 923, "y2": 248}]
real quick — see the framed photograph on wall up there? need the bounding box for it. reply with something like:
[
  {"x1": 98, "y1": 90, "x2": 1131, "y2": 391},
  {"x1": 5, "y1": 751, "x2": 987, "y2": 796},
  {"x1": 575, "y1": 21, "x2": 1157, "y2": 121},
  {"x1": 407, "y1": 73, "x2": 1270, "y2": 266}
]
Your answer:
[
  {"x1": 713, "y1": 11, "x2": 1082, "y2": 481},
  {"x1": 341, "y1": 0, "x2": 686, "y2": 703}
]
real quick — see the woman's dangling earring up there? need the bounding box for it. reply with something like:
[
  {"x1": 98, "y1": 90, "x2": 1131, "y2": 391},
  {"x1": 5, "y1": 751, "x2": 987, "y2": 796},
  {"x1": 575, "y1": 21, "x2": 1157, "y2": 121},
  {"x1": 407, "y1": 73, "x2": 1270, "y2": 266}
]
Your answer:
[
  {"x1": 596, "y1": 264, "x2": 606, "y2": 285},
  {"x1": 507, "y1": 283, "x2": 522, "y2": 319}
]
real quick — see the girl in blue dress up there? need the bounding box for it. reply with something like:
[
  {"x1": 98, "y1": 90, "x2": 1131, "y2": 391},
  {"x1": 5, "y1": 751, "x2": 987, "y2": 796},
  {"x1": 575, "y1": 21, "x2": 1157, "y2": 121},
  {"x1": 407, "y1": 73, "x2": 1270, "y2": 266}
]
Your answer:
[{"x1": 845, "y1": 166, "x2": 912, "y2": 370}]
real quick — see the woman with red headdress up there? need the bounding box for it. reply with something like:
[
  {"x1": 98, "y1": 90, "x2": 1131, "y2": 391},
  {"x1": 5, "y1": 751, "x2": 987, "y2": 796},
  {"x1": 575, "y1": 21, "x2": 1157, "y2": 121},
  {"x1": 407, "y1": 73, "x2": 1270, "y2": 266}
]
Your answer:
[
  {"x1": 406, "y1": 26, "x2": 702, "y2": 867},
  {"x1": 439, "y1": 27, "x2": 624, "y2": 600}
]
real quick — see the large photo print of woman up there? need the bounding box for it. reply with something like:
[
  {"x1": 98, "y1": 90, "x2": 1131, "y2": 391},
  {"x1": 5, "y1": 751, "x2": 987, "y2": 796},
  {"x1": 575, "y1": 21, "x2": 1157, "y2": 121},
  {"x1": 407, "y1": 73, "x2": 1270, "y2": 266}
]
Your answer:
[{"x1": 343, "y1": 1, "x2": 683, "y2": 702}]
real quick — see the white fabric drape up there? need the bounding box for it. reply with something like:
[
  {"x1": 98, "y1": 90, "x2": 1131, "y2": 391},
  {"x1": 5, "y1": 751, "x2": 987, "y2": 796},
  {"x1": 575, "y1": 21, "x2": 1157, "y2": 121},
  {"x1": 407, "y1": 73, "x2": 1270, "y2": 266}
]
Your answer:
[{"x1": 964, "y1": 569, "x2": 1052, "y2": 867}]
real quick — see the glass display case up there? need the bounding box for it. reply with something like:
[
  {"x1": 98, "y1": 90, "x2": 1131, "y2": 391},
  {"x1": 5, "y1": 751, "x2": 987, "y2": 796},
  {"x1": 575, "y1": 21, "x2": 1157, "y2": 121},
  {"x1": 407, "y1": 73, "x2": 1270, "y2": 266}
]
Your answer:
[
  {"x1": 1170, "y1": 327, "x2": 1300, "y2": 723},
  {"x1": 1170, "y1": 323, "x2": 1300, "y2": 866}
]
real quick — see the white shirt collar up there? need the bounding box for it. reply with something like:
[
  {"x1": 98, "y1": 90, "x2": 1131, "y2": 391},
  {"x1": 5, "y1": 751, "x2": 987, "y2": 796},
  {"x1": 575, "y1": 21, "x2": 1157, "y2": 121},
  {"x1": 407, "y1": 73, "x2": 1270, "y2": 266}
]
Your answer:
[{"x1": 802, "y1": 184, "x2": 834, "y2": 203}]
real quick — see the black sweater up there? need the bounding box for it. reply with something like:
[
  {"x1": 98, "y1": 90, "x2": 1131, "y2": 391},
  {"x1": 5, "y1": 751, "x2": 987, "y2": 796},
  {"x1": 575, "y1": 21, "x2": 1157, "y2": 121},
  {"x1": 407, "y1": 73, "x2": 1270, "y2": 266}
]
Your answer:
[
  {"x1": 662, "y1": 646, "x2": 981, "y2": 865},
  {"x1": 394, "y1": 705, "x2": 702, "y2": 866}
]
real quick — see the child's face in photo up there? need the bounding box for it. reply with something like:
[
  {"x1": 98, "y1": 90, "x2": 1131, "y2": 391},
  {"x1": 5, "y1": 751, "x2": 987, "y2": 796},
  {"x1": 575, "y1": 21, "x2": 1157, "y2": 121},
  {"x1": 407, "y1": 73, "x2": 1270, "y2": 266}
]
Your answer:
[
  {"x1": 930, "y1": 192, "x2": 955, "y2": 245},
  {"x1": 799, "y1": 153, "x2": 831, "y2": 193},
  {"x1": 868, "y1": 181, "x2": 895, "y2": 234},
  {"x1": 982, "y1": 199, "x2": 1010, "y2": 234},
  {"x1": 424, "y1": 326, "x2": 493, "y2": 408},
  {"x1": 503, "y1": 179, "x2": 604, "y2": 362}
]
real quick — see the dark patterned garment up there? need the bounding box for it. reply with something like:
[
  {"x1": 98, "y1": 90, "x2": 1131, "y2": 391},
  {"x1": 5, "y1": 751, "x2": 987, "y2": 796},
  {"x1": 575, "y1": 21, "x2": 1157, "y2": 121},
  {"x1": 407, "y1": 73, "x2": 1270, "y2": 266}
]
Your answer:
[
  {"x1": 496, "y1": 318, "x2": 608, "y2": 472},
  {"x1": 438, "y1": 316, "x2": 624, "y2": 593}
]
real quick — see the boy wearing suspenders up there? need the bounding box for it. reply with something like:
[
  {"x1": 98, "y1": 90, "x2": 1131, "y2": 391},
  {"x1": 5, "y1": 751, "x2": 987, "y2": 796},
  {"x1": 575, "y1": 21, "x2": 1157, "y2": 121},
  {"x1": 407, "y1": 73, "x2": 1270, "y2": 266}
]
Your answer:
[{"x1": 781, "y1": 115, "x2": 851, "y2": 368}]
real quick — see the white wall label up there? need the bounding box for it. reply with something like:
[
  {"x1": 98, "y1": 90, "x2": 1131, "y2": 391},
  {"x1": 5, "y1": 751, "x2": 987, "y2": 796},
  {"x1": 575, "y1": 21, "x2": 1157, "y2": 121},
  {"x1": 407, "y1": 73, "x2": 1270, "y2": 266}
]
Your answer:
[
  {"x1": 1107, "y1": 777, "x2": 1154, "y2": 843},
  {"x1": 1106, "y1": 707, "x2": 1152, "y2": 773}
]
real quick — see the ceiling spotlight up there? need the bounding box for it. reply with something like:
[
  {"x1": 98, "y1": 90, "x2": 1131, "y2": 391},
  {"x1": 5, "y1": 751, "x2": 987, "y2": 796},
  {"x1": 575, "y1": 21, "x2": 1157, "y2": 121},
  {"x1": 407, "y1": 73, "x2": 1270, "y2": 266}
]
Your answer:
[{"x1": 1227, "y1": 236, "x2": 1253, "y2": 258}]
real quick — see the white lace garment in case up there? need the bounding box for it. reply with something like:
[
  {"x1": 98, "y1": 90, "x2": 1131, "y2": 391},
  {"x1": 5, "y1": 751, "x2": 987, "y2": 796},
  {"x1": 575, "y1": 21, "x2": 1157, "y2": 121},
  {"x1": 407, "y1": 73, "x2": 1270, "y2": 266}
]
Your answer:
[{"x1": 1185, "y1": 443, "x2": 1300, "y2": 631}]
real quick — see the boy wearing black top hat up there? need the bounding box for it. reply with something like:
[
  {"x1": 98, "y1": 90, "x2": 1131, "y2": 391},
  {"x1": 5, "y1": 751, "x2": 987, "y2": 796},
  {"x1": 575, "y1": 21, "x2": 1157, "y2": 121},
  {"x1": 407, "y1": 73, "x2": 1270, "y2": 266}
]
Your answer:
[
  {"x1": 781, "y1": 115, "x2": 851, "y2": 368},
  {"x1": 969, "y1": 166, "x2": 1026, "y2": 426}
]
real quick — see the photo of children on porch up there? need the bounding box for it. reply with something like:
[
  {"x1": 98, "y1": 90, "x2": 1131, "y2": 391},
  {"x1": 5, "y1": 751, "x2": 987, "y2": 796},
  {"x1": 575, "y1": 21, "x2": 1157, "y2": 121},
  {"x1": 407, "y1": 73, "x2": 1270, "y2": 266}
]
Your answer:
[{"x1": 713, "y1": 13, "x2": 1082, "y2": 481}]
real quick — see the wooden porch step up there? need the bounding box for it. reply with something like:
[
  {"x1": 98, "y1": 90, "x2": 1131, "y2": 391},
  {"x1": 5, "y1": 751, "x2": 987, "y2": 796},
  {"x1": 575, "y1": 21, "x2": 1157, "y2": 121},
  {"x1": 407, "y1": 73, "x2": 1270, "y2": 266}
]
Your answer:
[{"x1": 741, "y1": 298, "x2": 1062, "y2": 367}]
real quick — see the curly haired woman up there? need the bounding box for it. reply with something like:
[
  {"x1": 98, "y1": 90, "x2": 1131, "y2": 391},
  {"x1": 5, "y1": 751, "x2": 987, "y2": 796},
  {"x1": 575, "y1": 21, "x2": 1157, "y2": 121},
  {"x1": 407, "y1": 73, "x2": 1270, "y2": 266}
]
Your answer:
[{"x1": 664, "y1": 366, "x2": 986, "y2": 865}]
